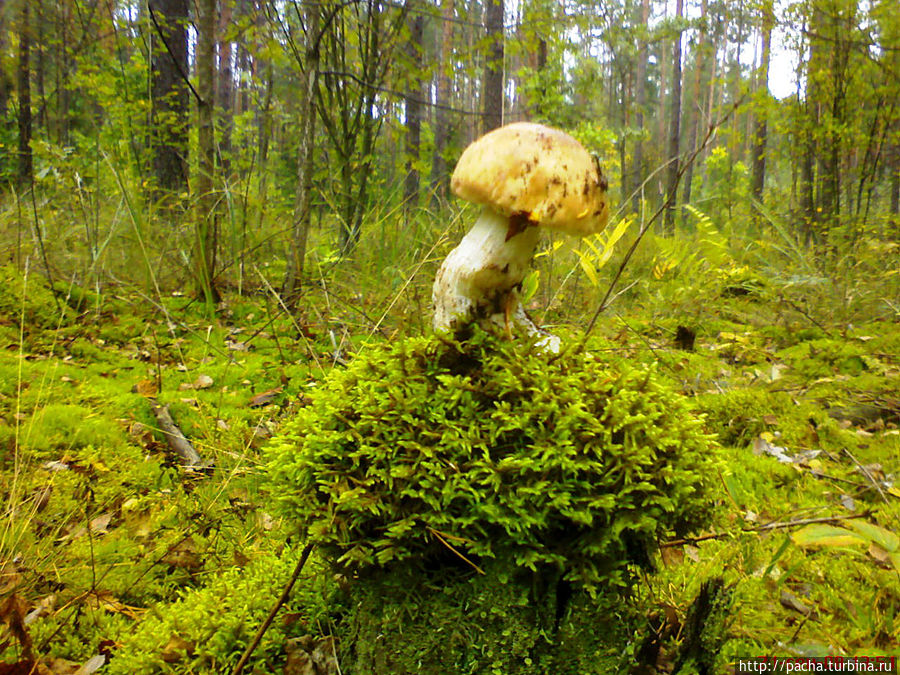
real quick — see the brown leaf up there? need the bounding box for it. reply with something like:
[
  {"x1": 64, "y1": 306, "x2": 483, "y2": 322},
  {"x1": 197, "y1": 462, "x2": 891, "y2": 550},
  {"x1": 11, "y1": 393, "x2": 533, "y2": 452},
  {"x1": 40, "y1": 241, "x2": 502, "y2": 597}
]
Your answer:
[
  {"x1": 161, "y1": 635, "x2": 195, "y2": 663},
  {"x1": 248, "y1": 387, "x2": 284, "y2": 408},
  {"x1": 0, "y1": 661, "x2": 50, "y2": 675},
  {"x1": 0, "y1": 593, "x2": 33, "y2": 658},
  {"x1": 83, "y1": 591, "x2": 144, "y2": 620},
  {"x1": 779, "y1": 589, "x2": 815, "y2": 618},
  {"x1": 133, "y1": 379, "x2": 158, "y2": 397},
  {"x1": 660, "y1": 546, "x2": 684, "y2": 567},
  {"x1": 192, "y1": 374, "x2": 214, "y2": 389},
  {"x1": 162, "y1": 537, "x2": 203, "y2": 571}
]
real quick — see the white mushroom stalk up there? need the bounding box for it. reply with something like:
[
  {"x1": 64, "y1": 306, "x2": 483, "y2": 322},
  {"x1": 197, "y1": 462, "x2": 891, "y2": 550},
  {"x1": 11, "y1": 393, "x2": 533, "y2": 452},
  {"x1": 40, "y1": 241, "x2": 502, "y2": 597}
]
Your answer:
[
  {"x1": 432, "y1": 208, "x2": 543, "y2": 341},
  {"x1": 432, "y1": 122, "x2": 610, "y2": 351}
]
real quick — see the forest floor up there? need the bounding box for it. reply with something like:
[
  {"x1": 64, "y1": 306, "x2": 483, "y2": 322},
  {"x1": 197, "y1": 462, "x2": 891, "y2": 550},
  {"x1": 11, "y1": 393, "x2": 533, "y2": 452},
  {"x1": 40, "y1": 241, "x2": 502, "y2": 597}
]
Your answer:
[{"x1": 1, "y1": 239, "x2": 899, "y2": 673}]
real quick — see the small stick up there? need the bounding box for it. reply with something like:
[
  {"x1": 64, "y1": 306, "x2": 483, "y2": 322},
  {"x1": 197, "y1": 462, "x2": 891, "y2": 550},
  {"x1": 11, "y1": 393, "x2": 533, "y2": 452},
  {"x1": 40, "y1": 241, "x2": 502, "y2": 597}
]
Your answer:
[
  {"x1": 232, "y1": 542, "x2": 316, "y2": 675},
  {"x1": 149, "y1": 400, "x2": 207, "y2": 468},
  {"x1": 842, "y1": 447, "x2": 889, "y2": 503},
  {"x1": 660, "y1": 511, "x2": 872, "y2": 548}
]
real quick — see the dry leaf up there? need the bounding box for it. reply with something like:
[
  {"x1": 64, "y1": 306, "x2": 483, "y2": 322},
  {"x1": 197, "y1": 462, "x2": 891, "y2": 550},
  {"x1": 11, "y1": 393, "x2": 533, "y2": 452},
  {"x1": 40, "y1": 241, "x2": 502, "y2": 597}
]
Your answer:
[
  {"x1": 73, "y1": 655, "x2": 105, "y2": 675},
  {"x1": 660, "y1": 546, "x2": 684, "y2": 567},
  {"x1": 133, "y1": 379, "x2": 158, "y2": 397},
  {"x1": 780, "y1": 590, "x2": 815, "y2": 617},
  {"x1": 193, "y1": 374, "x2": 214, "y2": 389},
  {"x1": 248, "y1": 387, "x2": 284, "y2": 408},
  {"x1": 161, "y1": 635, "x2": 194, "y2": 663}
]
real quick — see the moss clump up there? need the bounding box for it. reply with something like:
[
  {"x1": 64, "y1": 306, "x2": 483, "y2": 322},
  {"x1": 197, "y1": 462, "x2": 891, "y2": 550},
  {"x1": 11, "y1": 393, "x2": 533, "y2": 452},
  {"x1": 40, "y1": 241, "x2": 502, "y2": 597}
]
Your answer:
[
  {"x1": 344, "y1": 561, "x2": 639, "y2": 674},
  {"x1": 106, "y1": 548, "x2": 336, "y2": 674},
  {"x1": 0, "y1": 264, "x2": 67, "y2": 330},
  {"x1": 266, "y1": 327, "x2": 719, "y2": 591}
]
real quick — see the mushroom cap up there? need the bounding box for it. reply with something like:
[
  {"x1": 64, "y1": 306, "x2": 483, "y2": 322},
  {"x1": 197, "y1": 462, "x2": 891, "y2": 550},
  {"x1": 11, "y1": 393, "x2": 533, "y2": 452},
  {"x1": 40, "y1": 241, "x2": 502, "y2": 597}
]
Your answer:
[{"x1": 450, "y1": 122, "x2": 610, "y2": 237}]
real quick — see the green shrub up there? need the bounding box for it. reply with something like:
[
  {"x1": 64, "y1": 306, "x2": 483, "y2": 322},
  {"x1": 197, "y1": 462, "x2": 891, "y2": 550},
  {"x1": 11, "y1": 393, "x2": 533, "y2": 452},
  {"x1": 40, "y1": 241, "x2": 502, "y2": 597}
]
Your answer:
[{"x1": 265, "y1": 327, "x2": 719, "y2": 591}]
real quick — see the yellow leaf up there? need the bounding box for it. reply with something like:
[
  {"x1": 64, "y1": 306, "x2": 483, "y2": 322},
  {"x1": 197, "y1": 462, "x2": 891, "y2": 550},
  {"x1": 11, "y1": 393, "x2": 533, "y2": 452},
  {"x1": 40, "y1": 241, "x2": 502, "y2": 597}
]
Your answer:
[
  {"x1": 847, "y1": 520, "x2": 899, "y2": 552},
  {"x1": 575, "y1": 250, "x2": 599, "y2": 287},
  {"x1": 791, "y1": 524, "x2": 868, "y2": 548}
]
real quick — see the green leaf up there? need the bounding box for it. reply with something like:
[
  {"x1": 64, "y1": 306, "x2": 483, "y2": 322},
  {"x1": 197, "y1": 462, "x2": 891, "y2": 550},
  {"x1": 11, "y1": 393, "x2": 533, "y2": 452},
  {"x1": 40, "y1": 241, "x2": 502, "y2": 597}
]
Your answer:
[
  {"x1": 846, "y1": 520, "x2": 899, "y2": 552},
  {"x1": 791, "y1": 524, "x2": 868, "y2": 548}
]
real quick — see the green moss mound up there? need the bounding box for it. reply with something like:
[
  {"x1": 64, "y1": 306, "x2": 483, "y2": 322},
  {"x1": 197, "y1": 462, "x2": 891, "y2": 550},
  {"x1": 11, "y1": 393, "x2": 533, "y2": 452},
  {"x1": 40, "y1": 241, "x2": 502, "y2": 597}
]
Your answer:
[
  {"x1": 266, "y1": 328, "x2": 719, "y2": 590},
  {"x1": 343, "y1": 561, "x2": 638, "y2": 674},
  {"x1": 106, "y1": 548, "x2": 335, "y2": 674},
  {"x1": 0, "y1": 264, "x2": 66, "y2": 330}
]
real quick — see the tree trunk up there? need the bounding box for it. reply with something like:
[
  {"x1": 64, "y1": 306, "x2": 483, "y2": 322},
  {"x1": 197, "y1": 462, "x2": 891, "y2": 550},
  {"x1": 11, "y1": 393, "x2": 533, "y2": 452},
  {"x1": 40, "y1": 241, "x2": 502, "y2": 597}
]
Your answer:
[
  {"x1": 891, "y1": 140, "x2": 899, "y2": 223},
  {"x1": 0, "y1": 0, "x2": 10, "y2": 118},
  {"x1": 217, "y1": 0, "x2": 234, "y2": 175},
  {"x1": 681, "y1": 0, "x2": 708, "y2": 209},
  {"x1": 16, "y1": 0, "x2": 32, "y2": 190},
  {"x1": 750, "y1": 0, "x2": 773, "y2": 203},
  {"x1": 402, "y1": 0, "x2": 424, "y2": 211},
  {"x1": 282, "y1": 1, "x2": 320, "y2": 306},
  {"x1": 483, "y1": 0, "x2": 504, "y2": 132},
  {"x1": 195, "y1": 0, "x2": 219, "y2": 304},
  {"x1": 430, "y1": 0, "x2": 454, "y2": 206},
  {"x1": 149, "y1": 0, "x2": 190, "y2": 194},
  {"x1": 663, "y1": 0, "x2": 684, "y2": 234},
  {"x1": 631, "y1": 0, "x2": 650, "y2": 214}
]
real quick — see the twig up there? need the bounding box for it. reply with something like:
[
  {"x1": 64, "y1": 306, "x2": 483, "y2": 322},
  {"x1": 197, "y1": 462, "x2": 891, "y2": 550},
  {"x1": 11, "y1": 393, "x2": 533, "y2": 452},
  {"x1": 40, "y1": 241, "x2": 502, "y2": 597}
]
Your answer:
[
  {"x1": 149, "y1": 400, "x2": 207, "y2": 468},
  {"x1": 232, "y1": 542, "x2": 316, "y2": 675},
  {"x1": 427, "y1": 527, "x2": 485, "y2": 575},
  {"x1": 842, "y1": 447, "x2": 889, "y2": 503},
  {"x1": 660, "y1": 511, "x2": 872, "y2": 548}
]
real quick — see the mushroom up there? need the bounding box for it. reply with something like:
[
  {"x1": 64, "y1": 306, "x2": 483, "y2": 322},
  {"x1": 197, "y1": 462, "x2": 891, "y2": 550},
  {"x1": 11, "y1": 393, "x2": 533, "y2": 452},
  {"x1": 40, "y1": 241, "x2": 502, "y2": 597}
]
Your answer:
[{"x1": 433, "y1": 122, "x2": 610, "y2": 351}]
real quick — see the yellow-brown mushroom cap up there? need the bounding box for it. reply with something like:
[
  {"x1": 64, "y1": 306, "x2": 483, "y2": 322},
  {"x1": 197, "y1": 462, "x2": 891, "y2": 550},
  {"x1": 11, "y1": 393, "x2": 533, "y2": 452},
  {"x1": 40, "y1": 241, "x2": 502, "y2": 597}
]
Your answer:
[{"x1": 450, "y1": 122, "x2": 610, "y2": 238}]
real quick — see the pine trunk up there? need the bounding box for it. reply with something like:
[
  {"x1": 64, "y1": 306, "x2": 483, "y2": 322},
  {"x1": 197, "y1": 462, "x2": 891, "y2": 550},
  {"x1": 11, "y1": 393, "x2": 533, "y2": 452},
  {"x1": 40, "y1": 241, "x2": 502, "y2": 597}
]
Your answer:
[
  {"x1": 149, "y1": 0, "x2": 190, "y2": 194},
  {"x1": 483, "y1": 0, "x2": 504, "y2": 132},
  {"x1": 282, "y1": 2, "x2": 320, "y2": 305},
  {"x1": 430, "y1": 0, "x2": 455, "y2": 205},
  {"x1": 403, "y1": 0, "x2": 424, "y2": 211},
  {"x1": 16, "y1": 0, "x2": 32, "y2": 190},
  {"x1": 663, "y1": 0, "x2": 684, "y2": 234},
  {"x1": 195, "y1": 0, "x2": 219, "y2": 304}
]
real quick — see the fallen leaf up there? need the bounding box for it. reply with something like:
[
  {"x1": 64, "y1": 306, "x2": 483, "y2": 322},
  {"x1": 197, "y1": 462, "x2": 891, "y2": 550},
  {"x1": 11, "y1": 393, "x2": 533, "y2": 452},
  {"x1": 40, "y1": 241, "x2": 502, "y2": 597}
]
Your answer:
[
  {"x1": 132, "y1": 379, "x2": 158, "y2": 397},
  {"x1": 248, "y1": 387, "x2": 283, "y2": 408},
  {"x1": 192, "y1": 374, "x2": 214, "y2": 389},
  {"x1": 791, "y1": 524, "x2": 868, "y2": 548},
  {"x1": 73, "y1": 655, "x2": 105, "y2": 675},
  {"x1": 847, "y1": 520, "x2": 899, "y2": 552},
  {"x1": 161, "y1": 635, "x2": 194, "y2": 663},
  {"x1": 869, "y1": 542, "x2": 891, "y2": 566},
  {"x1": 752, "y1": 436, "x2": 794, "y2": 463},
  {"x1": 660, "y1": 546, "x2": 684, "y2": 567},
  {"x1": 24, "y1": 594, "x2": 56, "y2": 626},
  {"x1": 780, "y1": 589, "x2": 815, "y2": 617}
]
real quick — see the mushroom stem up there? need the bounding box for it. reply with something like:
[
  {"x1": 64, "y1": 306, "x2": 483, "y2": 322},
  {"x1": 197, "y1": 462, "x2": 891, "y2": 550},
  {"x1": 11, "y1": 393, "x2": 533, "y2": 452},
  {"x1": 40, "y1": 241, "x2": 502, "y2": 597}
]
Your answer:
[{"x1": 433, "y1": 207, "x2": 547, "y2": 341}]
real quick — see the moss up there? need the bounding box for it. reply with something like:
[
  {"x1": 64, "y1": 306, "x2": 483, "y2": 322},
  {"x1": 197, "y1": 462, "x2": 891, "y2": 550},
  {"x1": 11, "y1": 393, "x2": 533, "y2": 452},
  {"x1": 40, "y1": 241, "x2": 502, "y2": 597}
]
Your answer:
[
  {"x1": 266, "y1": 327, "x2": 719, "y2": 591},
  {"x1": 0, "y1": 264, "x2": 67, "y2": 330},
  {"x1": 105, "y1": 548, "x2": 336, "y2": 674},
  {"x1": 343, "y1": 562, "x2": 638, "y2": 674},
  {"x1": 695, "y1": 388, "x2": 830, "y2": 449}
]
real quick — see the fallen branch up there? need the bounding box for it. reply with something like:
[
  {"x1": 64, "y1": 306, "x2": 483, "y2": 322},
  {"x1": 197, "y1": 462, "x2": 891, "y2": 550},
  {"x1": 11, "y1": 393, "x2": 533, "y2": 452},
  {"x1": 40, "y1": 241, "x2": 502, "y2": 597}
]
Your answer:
[
  {"x1": 661, "y1": 511, "x2": 872, "y2": 548},
  {"x1": 232, "y1": 542, "x2": 316, "y2": 675},
  {"x1": 149, "y1": 400, "x2": 208, "y2": 468}
]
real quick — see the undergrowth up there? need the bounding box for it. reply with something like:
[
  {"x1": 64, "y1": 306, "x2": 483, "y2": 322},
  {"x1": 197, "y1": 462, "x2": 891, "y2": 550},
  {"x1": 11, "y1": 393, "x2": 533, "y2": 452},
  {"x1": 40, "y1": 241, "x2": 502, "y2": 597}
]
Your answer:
[{"x1": 1, "y1": 202, "x2": 898, "y2": 673}]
